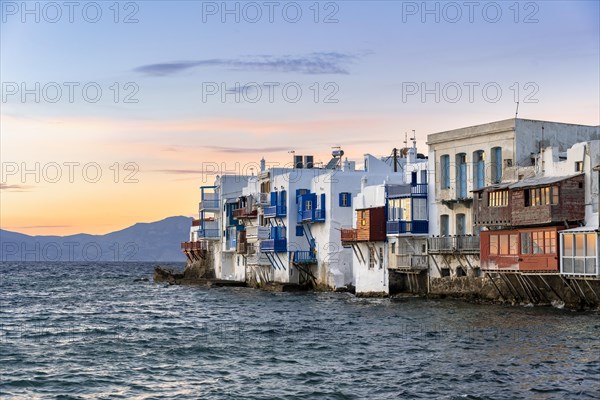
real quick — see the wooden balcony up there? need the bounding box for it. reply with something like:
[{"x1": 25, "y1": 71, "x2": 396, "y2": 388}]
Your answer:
[
  {"x1": 391, "y1": 254, "x2": 429, "y2": 270},
  {"x1": 181, "y1": 241, "x2": 209, "y2": 251},
  {"x1": 341, "y1": 228, "x2": 358, "y2": 245},
  {"x1": 233, "y1": 208, "x2": 258, "y2": 219}
]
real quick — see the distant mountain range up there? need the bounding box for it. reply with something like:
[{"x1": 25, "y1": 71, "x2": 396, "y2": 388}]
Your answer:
[{"x1": 0, "y1": 216, "x2": 192, "y2": 262}]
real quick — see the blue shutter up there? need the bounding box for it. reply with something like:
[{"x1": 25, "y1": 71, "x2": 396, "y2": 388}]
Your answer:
[
  {"x1": 339, "y1": 193, "x2": 344, "y2": 207},
  {"x1": 296, "y1": 225, "x2": 304, "y2": 236},
  {"x1": 441, "y1": 155, "x2": 450, "y2": 189},
  {"x1": 280, "y1": 190, "x2": 286, "y2": 206},
  {"x1": 494, "y1": 147, "x2": 502, "y2": 183},
  {"x1": 270, "y1": 191, "x2": 277, "y2": 206},
  {"x1": 347, "y1": 193, "x2": 351, "y2": 207}
]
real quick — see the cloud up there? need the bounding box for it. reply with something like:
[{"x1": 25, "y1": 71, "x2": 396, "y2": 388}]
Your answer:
[
  {"x1": 134, "y1": 52, "x2": 358, "y2": 76},
  {"x1": 0, "y1": 183, "x2": 34, "y2": 192},
  {"x1": 203, "y1": 145, "x2": 292, "y2": 154}
]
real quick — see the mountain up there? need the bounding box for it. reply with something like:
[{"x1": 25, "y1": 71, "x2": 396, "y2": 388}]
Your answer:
[{"x1": 0, "y1": 216, "x2": 192, "y2": 262}]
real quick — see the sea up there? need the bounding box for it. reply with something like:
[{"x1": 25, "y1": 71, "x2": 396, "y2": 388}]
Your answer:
[{"x1": 1, "y1": 262, "x2": 598, "y2": 399}]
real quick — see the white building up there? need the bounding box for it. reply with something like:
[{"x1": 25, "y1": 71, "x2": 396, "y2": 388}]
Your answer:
[
  {"x1": 346, "y1": 145, "x2": 430, "y2": 295},
  {"x1": 427, "y1": 118, "x2": 599, "y2": 278}
]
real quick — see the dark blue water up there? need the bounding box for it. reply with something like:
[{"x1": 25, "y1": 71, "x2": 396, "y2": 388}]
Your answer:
[{"x1": 1, "y1": 263, "x2": 598, "y2": 399}]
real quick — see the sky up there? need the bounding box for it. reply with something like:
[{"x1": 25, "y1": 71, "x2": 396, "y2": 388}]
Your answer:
[{"x1": 1, "y1": 0, "x2": 599, "y2": 235}]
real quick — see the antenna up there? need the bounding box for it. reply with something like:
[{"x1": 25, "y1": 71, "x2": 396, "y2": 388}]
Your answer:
[
  {"x1": 515, "y1": 101, "x2": 519, "y2": 118},
  {"x1": 411, "y1": 129, "x2": 416, "y2": 148}
]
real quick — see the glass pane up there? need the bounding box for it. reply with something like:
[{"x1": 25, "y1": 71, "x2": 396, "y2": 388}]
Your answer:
[
  {"x1": 490, "y1": 235, "x2": 498, "y2": 255},
  {"x1": 586, "y1": 233, "x2": 596, "y2": 257},
  {"x1": 574, "y1": 259, "x2": 585, "y2": 274},
  {"x1": 563, "y1": 258, "x2": 573, "y2": 273},
  {"x1": 500, "y1": 235, "x2": 509, "y2": 255},
  {"x1": 510, "y1": 235, "x2": 518, "y2": 255},
  {"x1": 563, "y1": 234, "x2": 573, "y2": 257},
  {"x1": 585, "y1": 258, "x2": 595, "y2": 274},
  {"x1": 544, "y1": 231, "x2": 553, "y2": 254},
  {"x1": 575, "y1": 234, "x2": 585, "y2": 257},
  {"x1": 521, "y1": 233, "x2": 531, "y2": 254},
  {"x1": 533, "y1": 231, "x2": 544, "y2": 254},
  {"x1": 552, "y1": 186, "x2": 559, "y2": 205}
]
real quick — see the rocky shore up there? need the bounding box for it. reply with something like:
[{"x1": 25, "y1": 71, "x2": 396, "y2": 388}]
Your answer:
[{"x1": 154, "y1": 263, "x2": 599, "y2": 311}]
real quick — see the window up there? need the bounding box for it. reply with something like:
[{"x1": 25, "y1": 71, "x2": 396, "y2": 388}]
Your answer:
[
  {"x1": 440, "y1": 155, "x2": 450, "y2": 189},
  {"x1": 456, "y1": 214, "x2": 466, "y2": 236},
  {"x1": 361, "y1": 210, "x2": 367, "y2": 226},
  {"x1": 488, "y1": 190, "x2": 509, "y2": 207},
  {"x1": 339, "y1": 192, "x2": 352, "y2": 207},
  {"x1": 532, "y1": 231, "x2": 544, "y2": 254},
  {"x1": 413, "y1": 198, "x2": 427, "y2": 220},
  {"x1": 391, "y1": 242, "x2": 396, "y2": 254},
  {"x1": 440, "y1": 215, "x2": 450, "y2": 236},
  {"x1": 491, "y1": 147, "x2": 502, "y2": 183},
  {"x1": 456, "y1": 153, "x2": 467, "y2": 198},
  {"x1": 510, "y1": 234, "x2": 518, "y2": 255},
  {"x1": 473, "y1": 150, "x2": 485, "y2": 189},
  {"x1": 547, "y1": 231, "x2": 556, "y2": 253},
  {"x1": 369, "y1": 247, "x2": 375, "y2": 269},
  {"x1": 562, "y1": 232, "x2": 598, "y2": 275},
  {"x1": 499, "y1": 235, "x2": 509, "y2": 255},
  {"x1": 575, "y1": 161, "x2": 583, "y2": 172},
  {"x1": 521, "y1": 232, "x2": 532, "y2": 254},
  {"x1": 379, "y1": 248, "x2": 384, "y2": 269},
  {"x1": 305, "y1": 200, "x2": 313, "y2": 210},
  {"x1": 525, "y1": 186, "x2": 559, "y2": 206},
  {"x1": 401, "y1": 198, "x2": 411, "y2": 221},
  {"x1": 490, "y1": 235, "x2": 498, "y2": 255}
]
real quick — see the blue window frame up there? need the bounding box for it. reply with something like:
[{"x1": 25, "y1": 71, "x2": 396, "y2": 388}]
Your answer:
[
  {"x1": 491, "y1": 147, "x2": 502, "y2": 183},
  {"x1": 440, "y1": 155, "x2": 450, "y2": 189},
  {"x1": 339, "y1": 192, "x2": 351, "y2": 207}
]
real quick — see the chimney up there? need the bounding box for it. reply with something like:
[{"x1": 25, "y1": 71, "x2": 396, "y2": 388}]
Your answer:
[
  {"x1": 361, "y1": 176, "x2": 368, "y2": 191},
  {"x1": 260, "y1": 158, "x2": 266, "y2": 172}
]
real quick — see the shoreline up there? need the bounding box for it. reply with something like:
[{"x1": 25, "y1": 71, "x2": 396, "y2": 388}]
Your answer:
[{"x1": 154, "y1": 266, "x2": 600, "y2": 312}]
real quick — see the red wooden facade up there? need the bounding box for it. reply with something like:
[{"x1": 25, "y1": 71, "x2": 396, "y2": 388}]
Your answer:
[
  {"x1": 341, "y1": 207, "x2": 386, "y2": 245},
  {"x1": 473, "y1": 174, "x2": 585, "y2": 227},
  {"x1": 480, "y1": 226, "x2": 563, "y2": 272}
]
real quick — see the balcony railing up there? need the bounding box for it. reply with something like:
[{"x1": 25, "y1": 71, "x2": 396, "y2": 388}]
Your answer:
[
  {"x1": 427, "y1": 235, "x2": 480, "y2": 254},
  {"x1": 199, "y1": 196, "x2": 220, "y2": 210},
  {"x1": 341, "y1": 228, "x2": 358, "y2": 244},
  {"x1": 198, "y1": 229, "x2": 220, "y2": 239},
  {"x1": 233, "y1": 208, "x2": 258, "y2": 219},
  {"x1": 181, "y1": 241, "x2": 209, "y2": 251},
  {"x1": 387, "y1": 183, "x2": 428, "y2": 198},
  {"x1": 386, "y1": 220, "x2": 429, "y2": 235},
  {"x1": 246, "y1": 226, "x2": 270, "y2": 241},
  {"x1": 300, "y1": 209, "x2": 313, "y2": 222},
  {"x1": 314, "y1": 209, "x2": 325, "y2": 222},
  {"x1": 260, "y1": 239, "x2": 287, "y2": 252},
  {"x1": 394, "y1": 254, "x2": 429, "y2": 270},
  {"x1": 264, "y1": 205, "x2": 287, "y2": 218},
  {"x1": 298, "y1": 208, "x2": 326, "y2": 223},
  {"x1": 292, "y1": 250, "x2": 317, "y2": 264}
]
